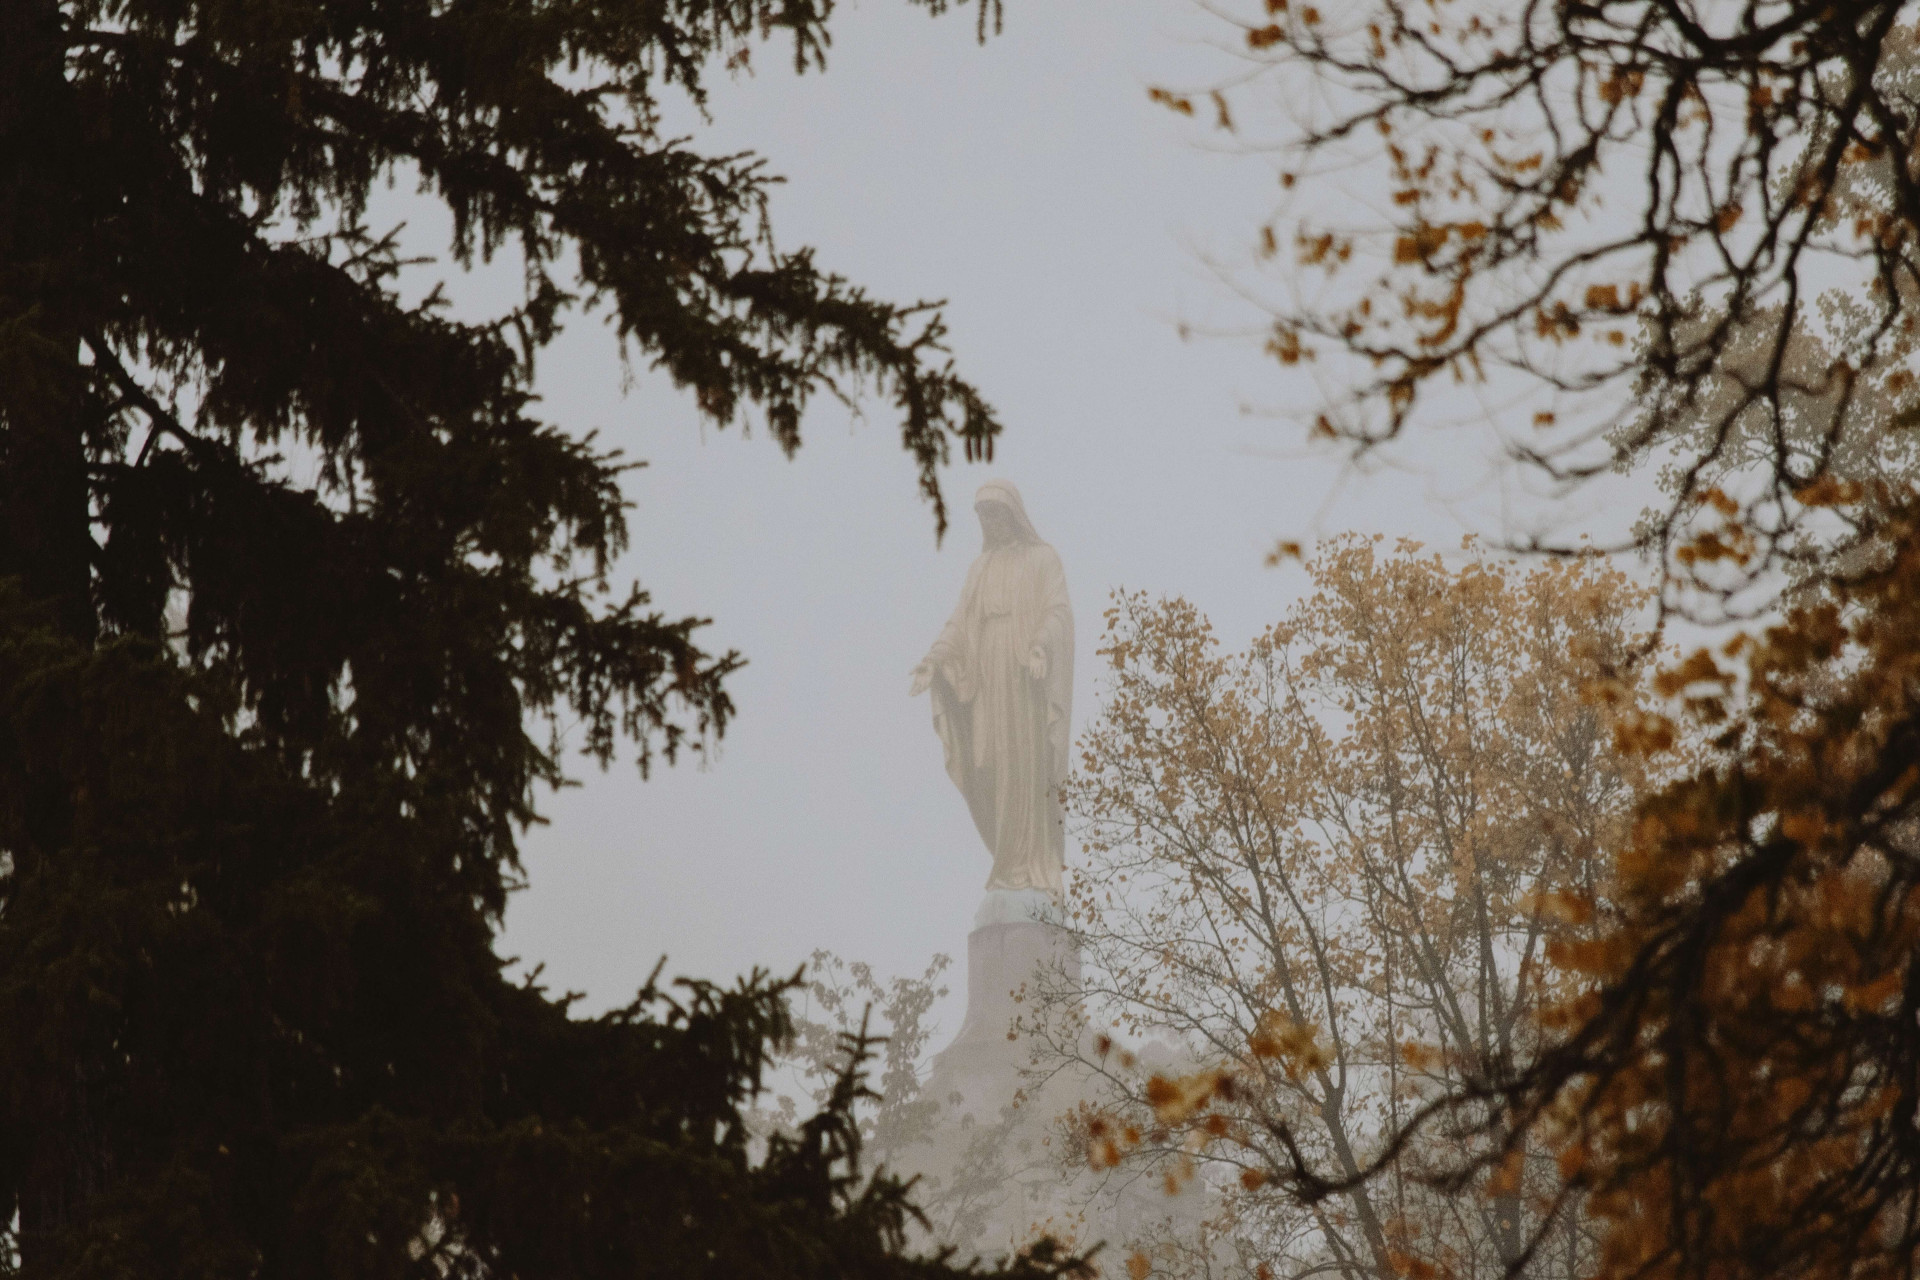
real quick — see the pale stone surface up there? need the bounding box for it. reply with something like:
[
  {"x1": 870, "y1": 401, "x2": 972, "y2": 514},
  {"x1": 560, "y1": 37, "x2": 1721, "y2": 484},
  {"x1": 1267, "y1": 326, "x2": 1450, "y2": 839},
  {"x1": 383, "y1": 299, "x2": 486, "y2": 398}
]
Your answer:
[
  {"x1": 973, "y1": 887, "x2": 1062, "y2": 929},
  {"x1": 910, "y1": 481, "x2": 1073, "y2": 896},
  {"x1": 923, "y1": 915, "x2": 1079, "y2": 1123},
  {"x1": 890, "y1": 911, "x2": 1212, "y2": 1265},
  {"x1": 894, "y1": 912, "x2": 1089, "y2": 1255}
]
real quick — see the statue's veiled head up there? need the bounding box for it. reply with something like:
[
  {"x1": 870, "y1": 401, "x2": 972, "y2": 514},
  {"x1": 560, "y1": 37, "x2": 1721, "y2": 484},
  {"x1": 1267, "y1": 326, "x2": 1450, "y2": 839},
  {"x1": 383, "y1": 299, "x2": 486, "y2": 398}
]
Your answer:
[{"x1": 975, "y1": 480, "x2": 1040, "y2": 550}]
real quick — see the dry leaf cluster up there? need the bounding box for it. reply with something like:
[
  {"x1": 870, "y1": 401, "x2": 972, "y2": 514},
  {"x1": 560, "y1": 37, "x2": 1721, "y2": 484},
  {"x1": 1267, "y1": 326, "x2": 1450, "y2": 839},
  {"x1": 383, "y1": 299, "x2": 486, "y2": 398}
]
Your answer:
[{"x1": 1177, "y1": 0, "x2": 1920, "y2": 613}]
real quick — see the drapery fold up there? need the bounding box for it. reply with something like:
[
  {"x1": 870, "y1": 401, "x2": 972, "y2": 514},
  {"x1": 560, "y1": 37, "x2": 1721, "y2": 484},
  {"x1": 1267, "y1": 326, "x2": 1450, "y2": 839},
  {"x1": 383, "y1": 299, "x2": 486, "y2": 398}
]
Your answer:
[{"x1": 924, "y1": 483, "x2": 1073, "y2": 896}]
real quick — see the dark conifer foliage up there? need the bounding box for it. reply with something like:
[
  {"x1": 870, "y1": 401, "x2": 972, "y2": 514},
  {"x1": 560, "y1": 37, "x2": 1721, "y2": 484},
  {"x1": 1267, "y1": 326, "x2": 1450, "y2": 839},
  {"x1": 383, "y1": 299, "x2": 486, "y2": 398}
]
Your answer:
[{"x1": 0, "y1": 0, "x2": 1056, "y2": 1274}]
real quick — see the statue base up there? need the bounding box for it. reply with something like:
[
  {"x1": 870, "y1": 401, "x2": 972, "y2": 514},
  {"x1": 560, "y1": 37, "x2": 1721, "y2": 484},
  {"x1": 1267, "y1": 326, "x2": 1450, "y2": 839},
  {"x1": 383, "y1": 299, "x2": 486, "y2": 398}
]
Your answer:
[
  {"x1": 921, "y1": 893, "x2": 1076, "y2": 1122},
  {"x1": 885, "y1": 895, "x2": 1085, "y2": 1254},
  {"x1": 893, "y1": 892, "x2": 1207, "y2": 1261}
]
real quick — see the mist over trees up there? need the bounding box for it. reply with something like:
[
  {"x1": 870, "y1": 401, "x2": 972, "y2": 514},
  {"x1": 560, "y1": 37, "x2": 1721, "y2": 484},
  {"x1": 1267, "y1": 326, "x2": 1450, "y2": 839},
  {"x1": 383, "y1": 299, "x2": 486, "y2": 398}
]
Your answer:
[
  {"x1": 17, "y1": 0, "x2": 1920, "y2": 1277},
  {"x1": 1045, "y1": 543, "x2": 1647, "y2": 1280},
  {"x1": 775, "y1": 543, "x2": 1655, "y2": 1278},
  {"x1": 788, "y1": 5, "x2": 1920, "y2": 1280},
  {"x1": 1083, "y1": 3, "x2": 1920, "y2": 1280}
]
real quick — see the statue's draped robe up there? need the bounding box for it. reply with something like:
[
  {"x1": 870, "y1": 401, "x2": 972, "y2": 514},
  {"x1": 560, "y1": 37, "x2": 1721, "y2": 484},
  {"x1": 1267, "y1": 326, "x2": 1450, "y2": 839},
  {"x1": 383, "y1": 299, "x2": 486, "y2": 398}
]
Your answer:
[{"x1": 927, "y1": 538, "x2": 1073, "y2": 895}]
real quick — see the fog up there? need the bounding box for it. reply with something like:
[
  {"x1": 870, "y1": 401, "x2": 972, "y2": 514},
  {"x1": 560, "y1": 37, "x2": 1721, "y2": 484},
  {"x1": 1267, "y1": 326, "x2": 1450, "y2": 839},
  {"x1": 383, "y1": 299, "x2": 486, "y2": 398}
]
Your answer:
[{"x1": 494, "y1": 0, "x2": 1519, "y2": 1030}]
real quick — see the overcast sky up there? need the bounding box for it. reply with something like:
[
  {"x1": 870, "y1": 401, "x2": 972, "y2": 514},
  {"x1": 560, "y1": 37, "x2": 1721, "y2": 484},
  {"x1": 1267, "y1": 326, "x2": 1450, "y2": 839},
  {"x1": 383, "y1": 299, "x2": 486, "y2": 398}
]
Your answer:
[{"x1": 489, "y1": 0, "x2": 1544, "y2": 1032}]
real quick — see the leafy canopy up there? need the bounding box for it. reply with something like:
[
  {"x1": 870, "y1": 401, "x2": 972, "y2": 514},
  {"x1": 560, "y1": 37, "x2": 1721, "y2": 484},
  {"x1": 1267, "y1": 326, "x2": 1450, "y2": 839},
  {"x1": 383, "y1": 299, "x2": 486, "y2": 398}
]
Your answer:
[{"x1": 1057, "y1": 542, "x2": 1647, "y2": 1280}]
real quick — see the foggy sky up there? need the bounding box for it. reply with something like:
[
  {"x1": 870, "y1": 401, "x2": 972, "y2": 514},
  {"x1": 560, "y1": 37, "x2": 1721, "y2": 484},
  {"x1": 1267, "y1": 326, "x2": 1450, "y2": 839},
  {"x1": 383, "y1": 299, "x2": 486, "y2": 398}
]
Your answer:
[{"x1": 492, "y1": 0, "x2": 1515, "y2": 1032}]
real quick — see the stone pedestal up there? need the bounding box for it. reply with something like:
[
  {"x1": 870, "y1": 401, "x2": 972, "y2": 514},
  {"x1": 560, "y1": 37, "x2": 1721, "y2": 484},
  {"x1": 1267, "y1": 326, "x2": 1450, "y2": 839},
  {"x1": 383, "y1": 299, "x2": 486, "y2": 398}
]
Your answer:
[
  {"x1": 889, "y1": 898, "x2": 1212, "y2": 1264},
  {"x1": 886, "y1": 898, "x2": 1096, "y2": 1258},
  {"x1": 921, "y1": 914, "x2": 1080, "y2": 1124}
]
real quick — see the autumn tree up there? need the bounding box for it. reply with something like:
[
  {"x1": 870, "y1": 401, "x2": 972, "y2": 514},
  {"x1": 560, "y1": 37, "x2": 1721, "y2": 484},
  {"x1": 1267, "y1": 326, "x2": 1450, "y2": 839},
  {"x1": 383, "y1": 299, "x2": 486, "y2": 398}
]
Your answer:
[
  {"x1": 1045, "y1": 540, "x2": 1650, "y2": 1280},
  {"x1": 1383, "y1": 491, "x2": 1920, "y2": 1280},
  {"x1": 1130, "y1": 4, "x2": 1920, "y2": 1279},
  {"x1": 1161, "y1": 0, "x2": 1920, "y2": 613},
  {"x1": 0, "y1": 0, "x2": 1093, "y2": 1276}
]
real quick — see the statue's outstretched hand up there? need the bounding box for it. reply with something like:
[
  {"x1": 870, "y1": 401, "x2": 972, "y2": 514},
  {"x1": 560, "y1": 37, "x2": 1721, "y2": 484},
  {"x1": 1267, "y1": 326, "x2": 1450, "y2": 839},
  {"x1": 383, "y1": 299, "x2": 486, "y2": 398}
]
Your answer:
[
  {"x1": 908, "y1": 660, "x2": 934, "y2": 697},
  {"x1": 1028, "y1": 646, "x2": 1049, "y2": 681}
]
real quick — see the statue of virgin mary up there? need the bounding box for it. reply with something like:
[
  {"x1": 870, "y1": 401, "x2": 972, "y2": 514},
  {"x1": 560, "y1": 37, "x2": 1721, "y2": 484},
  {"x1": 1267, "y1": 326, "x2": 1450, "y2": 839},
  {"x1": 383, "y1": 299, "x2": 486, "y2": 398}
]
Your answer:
[{"x1": 910, "y1": 481, "x2": 1073, "y2": 897}]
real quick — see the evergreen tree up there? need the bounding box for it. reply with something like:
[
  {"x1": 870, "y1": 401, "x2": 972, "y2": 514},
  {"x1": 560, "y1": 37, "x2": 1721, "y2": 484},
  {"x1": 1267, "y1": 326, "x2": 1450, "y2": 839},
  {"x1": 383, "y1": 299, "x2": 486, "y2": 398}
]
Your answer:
[{"x1": 0, "y1": 0, "x2": 1060, "y2": 1274}]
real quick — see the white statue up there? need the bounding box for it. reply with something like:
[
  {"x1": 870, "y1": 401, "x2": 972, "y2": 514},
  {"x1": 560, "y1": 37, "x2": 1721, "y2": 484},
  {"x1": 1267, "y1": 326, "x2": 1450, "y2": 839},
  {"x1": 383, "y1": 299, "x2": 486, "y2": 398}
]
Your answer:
[{"x1": 910, "y1": 481, "x2": 1073, "y2": 897}]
